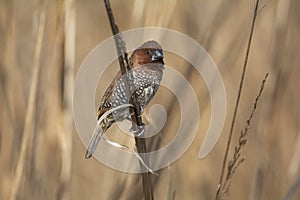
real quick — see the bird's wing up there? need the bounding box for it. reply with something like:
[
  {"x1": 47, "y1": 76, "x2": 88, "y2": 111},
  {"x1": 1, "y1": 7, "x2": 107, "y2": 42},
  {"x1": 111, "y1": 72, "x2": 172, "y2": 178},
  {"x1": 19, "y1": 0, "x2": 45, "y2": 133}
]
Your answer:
[{"x1": 97, "y1": 70, "x2": 122, "y2": 119}]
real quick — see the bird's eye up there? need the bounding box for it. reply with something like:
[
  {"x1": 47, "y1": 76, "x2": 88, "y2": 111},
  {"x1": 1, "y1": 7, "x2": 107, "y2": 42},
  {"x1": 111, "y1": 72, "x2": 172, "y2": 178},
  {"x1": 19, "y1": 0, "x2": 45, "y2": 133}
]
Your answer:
[{"x1": 146, "y1": 50, "x2": 151, "y2": 55}]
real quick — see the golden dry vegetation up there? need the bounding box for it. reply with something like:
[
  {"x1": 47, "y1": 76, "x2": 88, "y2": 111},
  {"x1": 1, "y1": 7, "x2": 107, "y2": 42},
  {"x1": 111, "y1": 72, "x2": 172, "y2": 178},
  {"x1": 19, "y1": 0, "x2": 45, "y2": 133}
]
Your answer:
[{"x1": 1, "y1": 0, "x2": 299, "y2": 199}]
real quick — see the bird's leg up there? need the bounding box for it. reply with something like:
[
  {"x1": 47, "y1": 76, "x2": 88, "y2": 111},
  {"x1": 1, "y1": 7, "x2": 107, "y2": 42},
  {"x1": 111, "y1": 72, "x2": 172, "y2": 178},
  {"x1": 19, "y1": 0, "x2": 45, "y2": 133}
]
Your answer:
[
  {"x1": 129, "y1": 123, "x2": 145, "y2": 137},
  {"x1": 129, "y1": 103, "x2": 146, "y2": 136}
]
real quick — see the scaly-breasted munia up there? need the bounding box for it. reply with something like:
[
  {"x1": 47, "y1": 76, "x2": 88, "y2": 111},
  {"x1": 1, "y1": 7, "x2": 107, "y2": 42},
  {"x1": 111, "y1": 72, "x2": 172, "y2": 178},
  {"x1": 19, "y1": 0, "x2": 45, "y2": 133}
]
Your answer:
[{"x1": 85, "y1": 40, "x2": 165, "y2": 158}]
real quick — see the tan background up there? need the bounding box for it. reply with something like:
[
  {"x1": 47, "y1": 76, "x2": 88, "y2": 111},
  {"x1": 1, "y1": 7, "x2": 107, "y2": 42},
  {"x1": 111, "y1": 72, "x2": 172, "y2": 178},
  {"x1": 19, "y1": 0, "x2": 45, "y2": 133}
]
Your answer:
[{"x1": 1, "y1": 0, "x2": 299, "y2": 199}]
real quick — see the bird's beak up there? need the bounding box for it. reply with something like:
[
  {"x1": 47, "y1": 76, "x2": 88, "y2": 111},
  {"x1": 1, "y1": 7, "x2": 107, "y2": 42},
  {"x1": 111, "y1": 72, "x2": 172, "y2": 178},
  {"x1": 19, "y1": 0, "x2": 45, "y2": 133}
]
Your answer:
[{"x1": 151, "y1": 49, "x2": 164, "y2": 61}]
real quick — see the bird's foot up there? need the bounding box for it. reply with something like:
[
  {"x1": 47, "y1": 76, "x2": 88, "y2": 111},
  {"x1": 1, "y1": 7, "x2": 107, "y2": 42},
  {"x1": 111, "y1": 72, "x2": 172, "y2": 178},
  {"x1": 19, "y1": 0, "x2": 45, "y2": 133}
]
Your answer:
[{"x1": 129, "y1": 123, "x2": 145, "y2": 137}]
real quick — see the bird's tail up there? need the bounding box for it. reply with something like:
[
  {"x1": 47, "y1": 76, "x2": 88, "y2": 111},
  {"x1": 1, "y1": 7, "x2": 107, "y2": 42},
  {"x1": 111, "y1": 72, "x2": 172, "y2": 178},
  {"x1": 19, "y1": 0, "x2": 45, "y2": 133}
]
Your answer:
[
  {"x1": 85, "y1": 125, "x2": 104, "y2": 159},
  {"x1": 85, "y1": 104, "x2": 133, "y2": 159}
]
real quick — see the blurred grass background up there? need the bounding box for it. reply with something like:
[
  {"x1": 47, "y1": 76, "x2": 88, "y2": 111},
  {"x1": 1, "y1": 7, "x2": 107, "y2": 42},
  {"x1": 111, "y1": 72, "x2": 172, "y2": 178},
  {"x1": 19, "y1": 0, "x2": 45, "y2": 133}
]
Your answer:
[{"x1": 1, "y1": 0, "x2": 300, "y2": 199}]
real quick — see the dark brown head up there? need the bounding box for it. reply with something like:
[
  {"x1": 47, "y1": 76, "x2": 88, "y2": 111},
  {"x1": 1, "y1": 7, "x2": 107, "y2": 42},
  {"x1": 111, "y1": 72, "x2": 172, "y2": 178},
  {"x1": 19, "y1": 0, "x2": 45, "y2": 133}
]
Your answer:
[{"x1": 130, "y1": 40, "x2": 164, "y2": 67}]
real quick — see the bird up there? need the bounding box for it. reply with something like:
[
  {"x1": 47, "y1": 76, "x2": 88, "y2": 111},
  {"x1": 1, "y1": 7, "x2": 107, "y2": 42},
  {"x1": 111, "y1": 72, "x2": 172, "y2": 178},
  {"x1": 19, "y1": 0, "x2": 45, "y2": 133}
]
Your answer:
[{"x1": 85, "y1": 40, "x2": 165, "y2": 159}]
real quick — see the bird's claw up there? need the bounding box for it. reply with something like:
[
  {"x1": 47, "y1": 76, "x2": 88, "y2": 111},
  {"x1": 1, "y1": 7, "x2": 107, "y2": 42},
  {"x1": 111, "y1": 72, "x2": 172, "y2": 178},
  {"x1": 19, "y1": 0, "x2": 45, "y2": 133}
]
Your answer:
[{"x1": 129, "y1": 123, "x2": 145, "y2": 137}]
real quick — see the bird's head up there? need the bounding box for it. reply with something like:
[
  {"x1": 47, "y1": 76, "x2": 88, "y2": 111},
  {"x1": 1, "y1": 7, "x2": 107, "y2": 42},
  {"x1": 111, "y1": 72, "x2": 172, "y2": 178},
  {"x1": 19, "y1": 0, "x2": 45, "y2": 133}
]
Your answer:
[{"x1": 130, "y1": 40, "x2": 165, "y2": 67}]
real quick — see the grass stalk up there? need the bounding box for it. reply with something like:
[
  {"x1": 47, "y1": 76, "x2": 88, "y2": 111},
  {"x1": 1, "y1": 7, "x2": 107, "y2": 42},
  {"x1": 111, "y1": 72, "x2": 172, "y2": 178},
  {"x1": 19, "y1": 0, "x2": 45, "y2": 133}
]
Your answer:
[
  {"x1": 215, "y1": 0, "x2": 261, "y2": 199},
  {"x1": 10, "y1": 2, "x2": 47, "y2": 199},
  {"x1": 103, "y1": 0, "x2": 154, "y2": 199},
  {"x1": 56, "y1": 0, "x2": 75, "y2": 199}
]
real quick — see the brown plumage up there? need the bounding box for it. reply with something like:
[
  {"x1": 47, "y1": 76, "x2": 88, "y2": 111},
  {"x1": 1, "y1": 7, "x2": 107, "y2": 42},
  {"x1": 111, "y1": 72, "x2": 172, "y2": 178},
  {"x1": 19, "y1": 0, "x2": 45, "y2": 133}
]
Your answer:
[{"x1": 85, "y1": 40, "x2": 165, "y2": 158}]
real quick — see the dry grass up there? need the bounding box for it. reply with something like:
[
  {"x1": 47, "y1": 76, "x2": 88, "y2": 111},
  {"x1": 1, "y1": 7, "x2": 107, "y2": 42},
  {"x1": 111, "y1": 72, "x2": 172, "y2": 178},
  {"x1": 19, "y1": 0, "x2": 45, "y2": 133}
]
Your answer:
[{"x1": 1, "y1": 0, "x2": 300, "y2": 199}]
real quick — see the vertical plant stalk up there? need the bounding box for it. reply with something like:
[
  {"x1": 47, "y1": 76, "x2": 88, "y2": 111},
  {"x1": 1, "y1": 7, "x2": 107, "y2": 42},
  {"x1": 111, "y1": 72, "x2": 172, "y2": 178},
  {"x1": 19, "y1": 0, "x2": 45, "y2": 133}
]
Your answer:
[
  {"x1": 10, "y1": 3, "x2": 47, "y2": 200},
  {"x1": 220, "y1": 73, "x2": 269, "y2": 198},
  {"x1": 103, "y1": 0, "x2": 154, "y2": 200},
  {"x1": 56, "y1": 0, "x2": 75, "y2": 199},
  {"x1": 215, "y1": 0, "x2": 261, "y2": 199}
]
